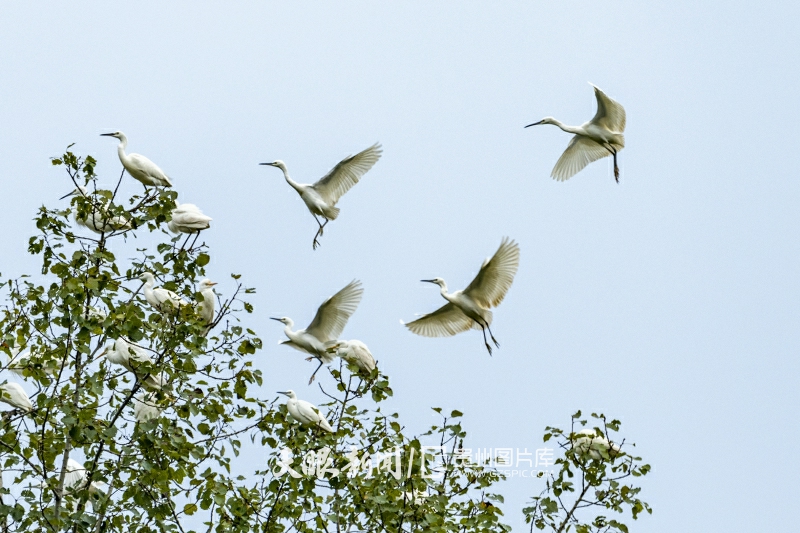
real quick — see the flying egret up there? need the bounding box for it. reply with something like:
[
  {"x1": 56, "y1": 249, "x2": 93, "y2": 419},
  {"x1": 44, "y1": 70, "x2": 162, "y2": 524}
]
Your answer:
[
  {"x1": 98, "y1": 338, "x2": 165, "y2": 390},
  {"x1": 573, "y1": 429, "x2": 623, "y2": 460},
  {"x1": 525, "y1": 84, "x2": 626, "y2": 182},
  {"x1": 404, "y1": 237, "x2": 520, "y2": 355},
  {"x1": 139, "y1": 272, "x2": 189, "y2": 312},
  {"x1": 0, "y1": 383, "x2": 33, "y2": 412},
  {"x1": 60, "y1": 186, "x2": 131, "y2": 234},
  {"x1": 260, "y1": 143, "x2": 382, "y2": 249},
  {"x1": 100, "y1": 131, "x2": 173, "y2": 187},
  {"x1": 168, "y1": 202, "x2": 212, "y2": 234},
  {"x1": 325, "y1": 340, "x2": 376, "y2": 374},
  {"x1": 278, "y1": 390, "x2": 334, "y2": 432},
  {"x1": 197, "y1": 278, "x2": 217, "y2": 326},
  {"x1": 133, "y1": 391, "x2": 161, "y2": 423},
  {"x1": 271, "y1": 280, "x2": 363, "y2": 384}
]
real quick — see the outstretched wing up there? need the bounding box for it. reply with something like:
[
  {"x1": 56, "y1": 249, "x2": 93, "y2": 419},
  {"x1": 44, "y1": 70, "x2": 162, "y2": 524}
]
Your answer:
[
  {"x1": 551, "y1": 135, "x2": 610, "y2": 181},
  {"x1": 305, "y1": 280, "x2": 364, "y2": 342},
  {"x1": 463, "y1": 237, "x2": 521, "y2": 308},
  {"x1": 404, "y1": 303, "x2": 474, "y2": 338},
  {"x1": 312, "y1": 143, "x2": 382, "y2": 206},
  {"x1": 280, "y1": 339, "x2": 315, "y2": 355},
  {"x1": 590, "y1": 84, "x2": 626, "y2": 132}
]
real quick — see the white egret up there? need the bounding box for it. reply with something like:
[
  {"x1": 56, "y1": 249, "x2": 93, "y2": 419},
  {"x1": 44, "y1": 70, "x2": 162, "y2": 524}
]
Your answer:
[
  {"x1": 168, "y1": 202, "x2": 212, "y2": 234},
  {"x1": 5, "y1": 347, "x2": 33, "y2": 378},
  {"x1": 325, "y1": 339, "x2": 376, "y2": 374},
  {"x1": 525, "y1": 84, "x2": 626, "y2": 182},
  {"x1": 271, "y1": 280, "x2": 363, "y2": 383},
  {"x1": 139, "y1": 272, "x2": 189, "y2": 312},
  {"x1": 60, "y1": 186, "x2": 131, "y2": 234},
  {"x1": 100, "y1": 131, "x2": 173, "y2": 187},
  {"x1": 133, "y1": 391, "x2": 161, "y2": 423},
  {"x1": 278, "y1": 390, "x2": 334, "y2": 432},
  {"x1": 0, "y1": 382, "x2": 33, "y2": 412},
  {"x1": 404, "y1": 237, "x2": 520, "y2": 355},
  {"x1": 196, "y1": 279, "x2": 218, "y2": 326},
  {"x1": 98, "y1": 338, "x2": 165, "y2": 390},
  {"x1": 573, "y1": 429, "x2": 623, "y2": 460},
  {"x1": 260, "y1": 143, "x2": 382, "y2": 249},
  {"x1": 44, "y1": 458, "x2": 107, "y2": 510}
]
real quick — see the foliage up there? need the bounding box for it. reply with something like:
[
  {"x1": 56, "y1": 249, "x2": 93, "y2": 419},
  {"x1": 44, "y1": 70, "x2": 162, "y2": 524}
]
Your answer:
[
  {"x1": 0, "y1": 148, "x2": 510, "y2": 533},
  {"x1": 523, "y1": 411, "x2": 652, "y2": 533}
]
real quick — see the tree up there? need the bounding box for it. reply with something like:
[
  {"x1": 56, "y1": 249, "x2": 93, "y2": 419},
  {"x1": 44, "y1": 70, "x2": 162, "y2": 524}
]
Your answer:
[
  {"x1": 0, "y1": 147, "x2": 510, "y2": 533},
  {"x1": 523, "y1": 411, "x2": 652, "y2": 533}
]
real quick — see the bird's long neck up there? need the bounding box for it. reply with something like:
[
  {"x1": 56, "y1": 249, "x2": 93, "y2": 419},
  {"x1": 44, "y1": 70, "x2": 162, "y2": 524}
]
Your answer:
[
  {"x1": 551, "y1": 119, "x2": 583, "y2": 135},
  {"x1": 279, "y1": 166, "x2": 303, "y2": 194},
  {"x1": 438, "y1": 283, "x2": 453, "y2": 302},
  {"x1": 283, "y1": 319, "x2": 296, "y2": 338},
  {"x1": 116, "y1": 135, "x2": 129, "y2": 160}
]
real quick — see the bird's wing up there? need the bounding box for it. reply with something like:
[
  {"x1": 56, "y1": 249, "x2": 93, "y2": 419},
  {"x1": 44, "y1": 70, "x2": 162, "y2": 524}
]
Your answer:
[
  {"x1": 127, "y1": 154, "x2": 165, "y2": 178},
  {"x1": 404, "y1": 303, "x2": 474, "y2": 338},
  {"x1": 463, "y1": 238, "x2": 521, "y2": 308},
  {"x1": 590, "y1": 84, "x2": 626, "y2": 132},
  {"x1": 305, "y1": 280, "x2": 363, "y2": 342},
  {"x1": 279, "y1": 339, "x2": 315, "y2": 355},
  {"x1": 295, "y1": 400, "x2": 323, "y2": 423},
  {"x1": 551, "y1": 135, "x2": 610, "y2": 181},
  {"x1": 155, "y1": 287, "x2": 188, "y2": 307},
  {"x1": 311, "y1": 143, "x2": 382, "y2": 206}
]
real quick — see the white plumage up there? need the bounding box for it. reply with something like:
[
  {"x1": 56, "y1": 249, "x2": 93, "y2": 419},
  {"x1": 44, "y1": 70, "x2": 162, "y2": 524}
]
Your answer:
[
  {"x1": 101, "y1": 131, "x2": 173, "y2": 187},
  {"x1": 526, "y1": 84, "x2": 626, "y2": 182},
  {"x1": 98, "y1": 338, "x2": 165, "y2": 390},
  {"x1": 139, "y1": 272, "x2": 189, "y2": 312},
  {"x1": 272, "y1": 280, "x2": 363, "y2": 383},
  {"x1": 168, "y1": 202, "x2": 212, "y2": 234},
  {"x1": 279, "y1": 390, "x2": 334, "y2": 432},
  {"x1": 404, "y1": 238, "x2": 520, "y2": 355},
  {"x1": 197, "y1": 279, "x2": 217, "y2": 326},
  {"x1": 0, "y1": 382, "x2": 33, "y2": 412},
  {"x1": 133, "y1": 391, "x2": 161, "y2": 423},
  {"x1": 260, "y1": 143, "x2": 382, "y2": 249},
  {"x1": 573, "y1": 429, "x2": 623, "y2": 460},
  {"x1": 61, "y1": 186, "x2": 131, "y2": 234},
  {"x1": 326, "y1": 339, "x2": 376, "y2": 373}
]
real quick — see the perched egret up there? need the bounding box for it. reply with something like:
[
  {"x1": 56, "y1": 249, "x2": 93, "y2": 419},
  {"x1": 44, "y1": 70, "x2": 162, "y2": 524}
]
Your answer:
[
  {"x1": 168, "y1": 202, "x2": 212, "y2": 234},
  {"x1": 45, "y1": 458, "x2": 107, "y2": 510},
  {"x1": 60, "y1": 186, "x2": 131, "y2": 234},
  {"x1": 133, "y1": 391, "x2": 161, "y2": 423},
  {"x1": 404, "y1": 237, "x2": 520, "y2": 355},
  {"x1": 278, "y1": 390, "x2": 334, "y2": 432},
  {"x1": 197, "y1": 279, "x2": 218, "y2": 326},
  {"x1": 573, "y1": 429, "x2": 623, "y2": 460},
  {"x1": 100, "y1": 131, "x2": 173, "y2": 187},
  {"x1": 260, "y1": 143, "x2": 382, "y2": 249},
  {"x1": 271, "y1": 280, "x2": 363, "y2": 383},
  {"x1": 98, "y1": 338, "x2": 165, "y2": 390},
  {"x1": 325, "y1": 339, "x2": 376, "y2": 374},
  {"x1": 525, "y1": 84, "x2": 626, "y2": 182},
  {"x1": 139, "y1": 272, "x2": 189, "y2": 312},
  {"x1": 0, "y1": 383, "x2": 33, "y2": 412}
]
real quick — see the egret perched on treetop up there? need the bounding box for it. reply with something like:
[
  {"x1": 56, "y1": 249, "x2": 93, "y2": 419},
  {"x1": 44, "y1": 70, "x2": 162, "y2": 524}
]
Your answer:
[
  {"x1": 573, "y1": 429, "x2": 623, "y2": 460},
  {"x1": 260, "y1": 143, "x2": 382, "y2": 249},
  {"x1": 168, "y1": 202, "x2": 212, "y2": 234},
  {"x1": 197, "y1": 278, "x2": 217, "y2": 327},
  {"x1": 525, "y1": 84, "x2": 626, "y2": 182},
  {"x1": 404, "y1": 238, "x2": 520, "y2": 355},
  {"x1": 101, "y1": 131, "x2": 173, "y2": 187},
  {"x1": 139, "y1": 272, "x2": 189, "y2": 312},
  {"x1": 325, "y1": 339, "x2": 376, "y2": 374},
  {"x1": 272, "y1": 280, "x2": 363, "y2": 383},
  {"x1": 97, "y1": 337, "x2": 165, "y2": 390},
  {"x1": 0, "y1": 382, "x2": 33, "y2": 412},
  {"x1": 60, "y1": 186, "x2": 131, "y2": 234},
  {"x1": 278, "y1": 390, "x2": 334, "y2": 432}
]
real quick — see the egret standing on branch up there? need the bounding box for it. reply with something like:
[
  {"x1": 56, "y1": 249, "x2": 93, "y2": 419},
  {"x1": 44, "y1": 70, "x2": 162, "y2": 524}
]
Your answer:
[
  {"x1": 98, "y1": 338, "x2": 165, "y2": 390},
  {"x1": 60, "y1": 186, "x2": 131, "y2": 234},
  {"x1": 260, "y1": 143, "x2": 382, "y2": 249},
  {"x1": 197, "y1": 278, "x2": 217, "y2": 327},
  {"x1": 525, "y1": 84, "x2": 626, "y2": 182},
  {"x1": 404, "y1": 238, "x2": 520, "y2": 355},
  {"x1": 101, "y1": 131, "x2": 173, "y2": 188},
  {"x1": 271, "y1": 280, "x2": 363, "y2": 383},
  {"x1": 168, "y1": 202, "x2": 212, "y2": 234},
  {"x1": 139, "y1": 272, "x2": 189, "y2": 312},
  {"x1": 278, "y1": 390, "x2": 334, "y2": 432},
  {"x1": 325, "y1": 340, "x2": 376, "y2": 374}
]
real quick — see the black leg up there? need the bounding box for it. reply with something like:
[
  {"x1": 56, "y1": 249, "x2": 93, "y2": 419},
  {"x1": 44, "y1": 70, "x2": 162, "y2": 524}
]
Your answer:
[
  {"x1": 477, "y1": 323, "x2": 493, "y2": 356},
  {"x1": 308, "y1": 359, "x2": 324, "y2": 384},
  {"x1": 486, "y1": 325, "x2": 500, "y2": 348}
]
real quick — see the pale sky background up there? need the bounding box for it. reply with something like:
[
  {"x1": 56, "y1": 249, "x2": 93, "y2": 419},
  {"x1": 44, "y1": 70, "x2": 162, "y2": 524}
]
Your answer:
[{"x1": 1, "y1": 2, "x2": 799, "y2": 531}]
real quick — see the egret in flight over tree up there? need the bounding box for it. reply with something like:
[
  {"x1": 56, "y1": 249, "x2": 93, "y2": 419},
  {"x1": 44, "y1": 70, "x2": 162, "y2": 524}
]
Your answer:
[
  {"x1": 139, "y1": 272, "x2": 189, "y2": 312},
  {"x1": 271, "y1": 280, "x2": 363, "y2": 383},
  {"x1": 525, "y1": 84, "x2": 626, "y2": 182},
  {"x1": 0, "y1": 382, "x2": 33, "y2": 413},
  {"x1": 325, "y1": 339, "x2": 376, "y2": 374},
  {"x1": 101, "y1": 131, "x2": 173, "y2": 187},
  {"x1": 260, "y1": 143, "x2": 382, "y2": 249},
  {"x1": 278, "y1": 390, "x2": 334, "y2": 432},
  {"x1": 168, "y1": 202, "x2": 212, "y2": 234},
  {"x1": 404, "y1": 238, "x2": 520, "y2": 355}
]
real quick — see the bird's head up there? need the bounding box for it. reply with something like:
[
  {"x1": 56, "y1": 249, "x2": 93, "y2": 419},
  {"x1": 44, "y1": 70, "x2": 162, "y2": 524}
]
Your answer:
[
  {"x1": 139, "y1": 272, "x2": 155, "y2": 284},
  {"x1": 524, "y1": 117, "x2": 555, "y2": 128},
  {"x1": 59, "y1": 185, "x2": 88, "y2": 200},
  {"x1": 100, "y1": 131, "x2": 125, "y2": 140},
  {"x1": 277, "y1": 390, "x2": 296, "y2": 399},
  {"x1": 198, "y1": 279, "x2": 217, "y2": 291},
  {"x1": 421, "y1": 277, "x2": 446, "y2": 288},
  {"x1": 95, "y1": 343, "x2": 112, "y2": 361},
  {"x1": 260, "y1": 160, "x2": 286, "y2": 171},
  {"x1": 270, "y1": 316, "x2": 291, "y2": 326}
]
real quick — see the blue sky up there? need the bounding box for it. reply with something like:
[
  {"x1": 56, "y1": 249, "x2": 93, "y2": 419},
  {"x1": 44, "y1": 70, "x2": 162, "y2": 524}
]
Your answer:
[{"x1": 1, "y1": 2, "x2": 798, "y2": 530}]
